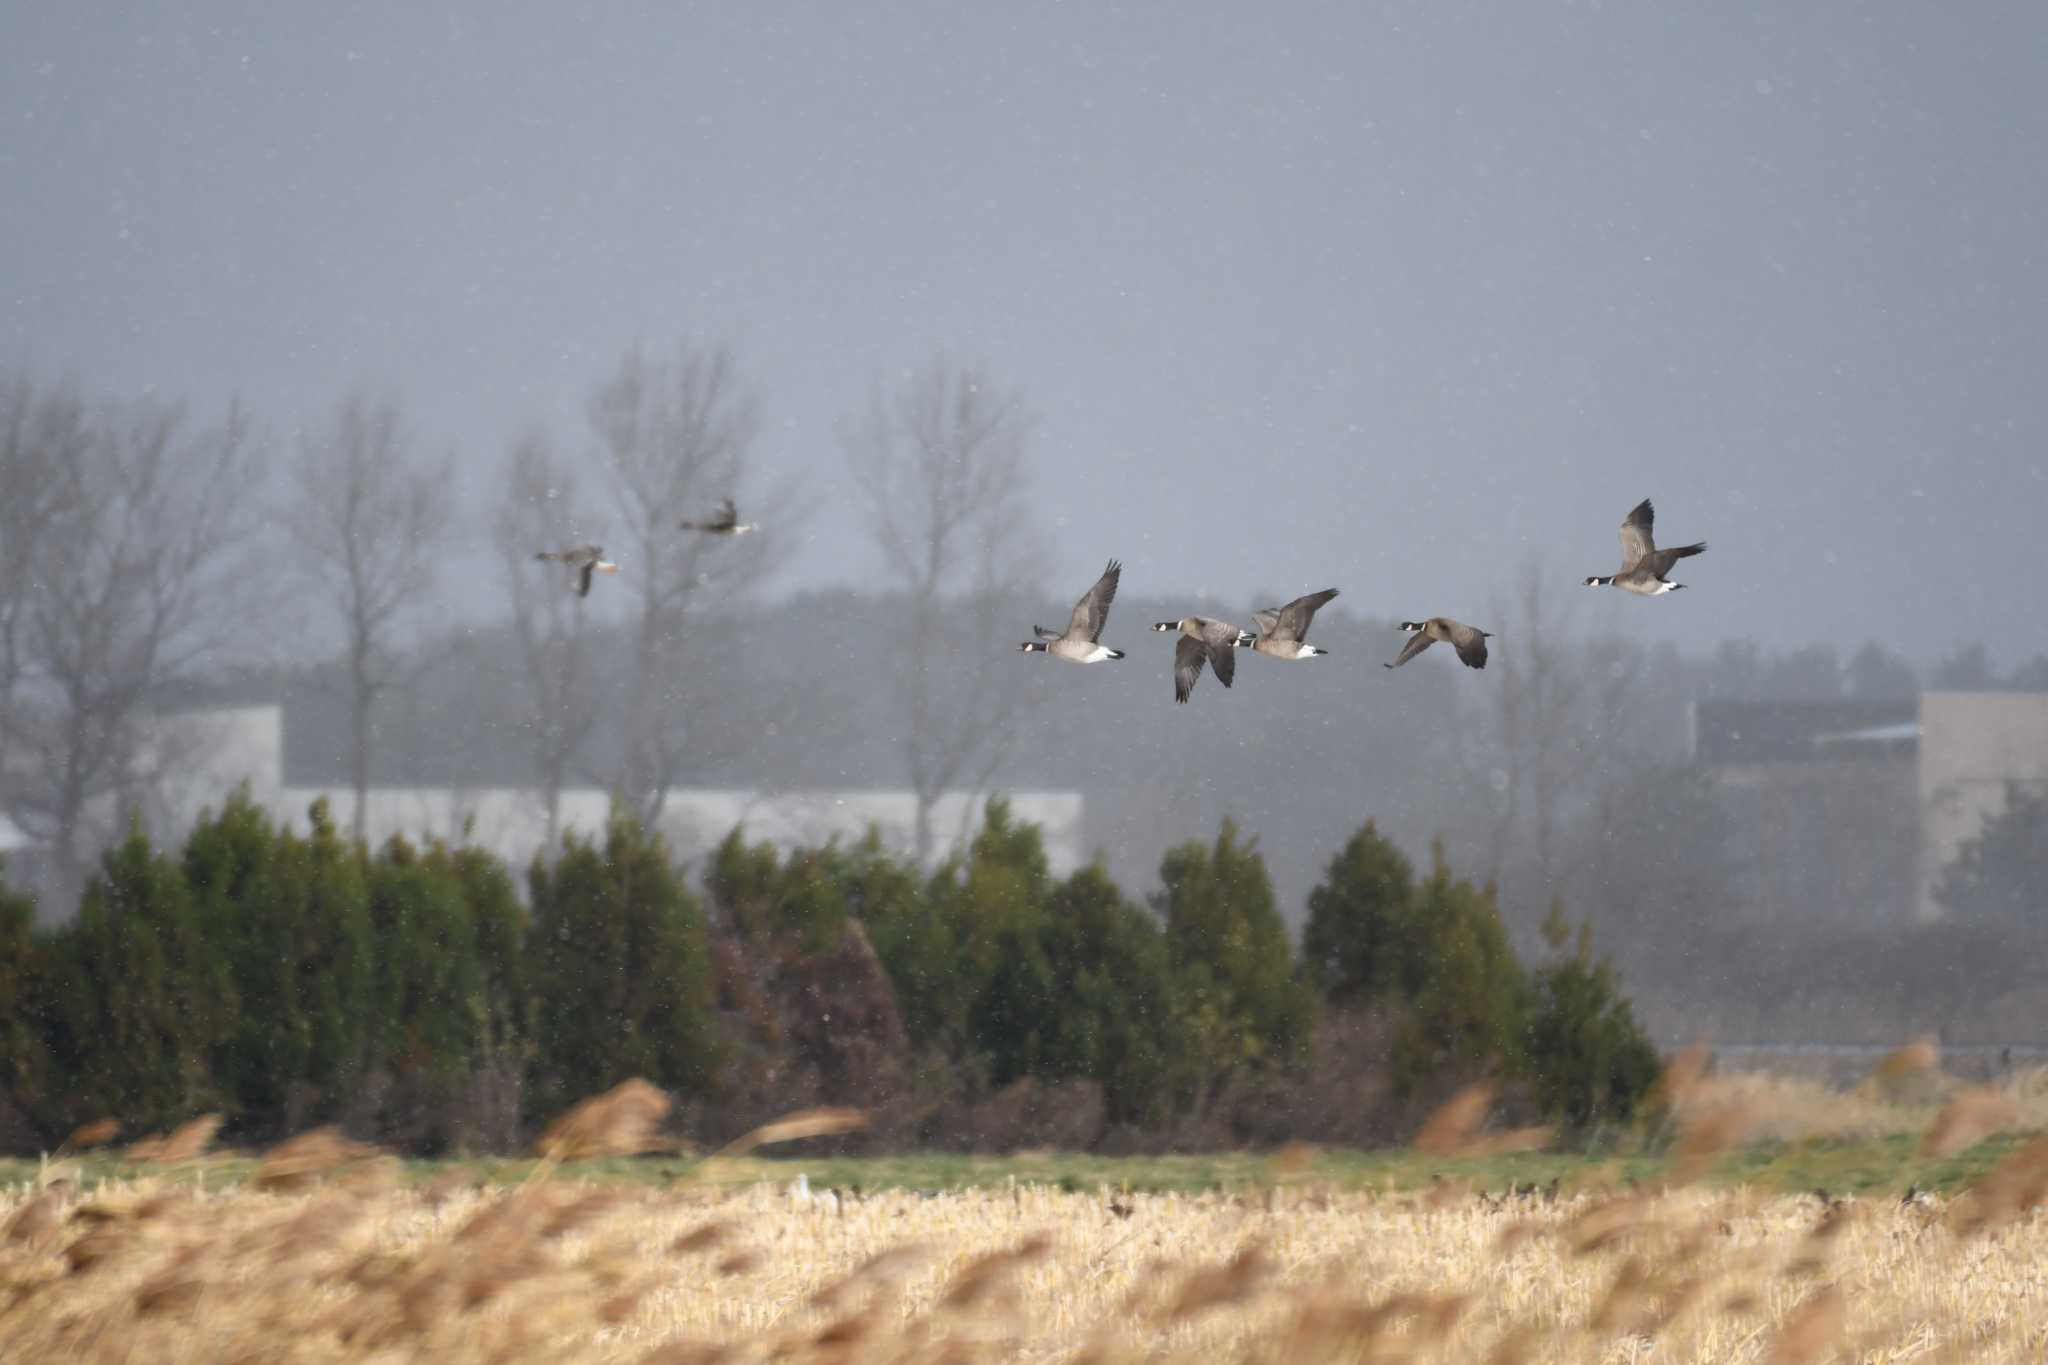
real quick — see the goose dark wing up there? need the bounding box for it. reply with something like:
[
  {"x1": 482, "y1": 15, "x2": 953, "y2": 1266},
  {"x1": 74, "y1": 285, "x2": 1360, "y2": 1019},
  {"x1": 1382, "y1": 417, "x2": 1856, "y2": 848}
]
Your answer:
[
  {"x1": 714, "y1": 497, "x2": 738, "y2": 529},
  {"x1": 1386, "y1": 631, "x2": 1435, "y2": 669},
  {"x1": 1272, "y1": 588, "x2": 1339, "y2": 643},
  {"x1": 1619, "y1": 499, "x2": 1656, "y2": 569},
  {"x1": 578, "y1": 561, "x2": 595, "y2": 597},
  {"x1": 1064, "y1": 559, "x2": 1121, "y2": 642},
  {"x1": 1449, "y1": 622, "x2": 1488, "y2": 669},
  {"x1": 1647, "y1": 541, "x2": 1709, "y2": 576},
  {"x1": 1208, "y1": 637, "x2": 1238, "y2": 689},
  {"x1": 1253, "y1": 607, "x2": 1282, "y2": 635},
  {"x1": 1173, "y1": 634, "x2": 1209, "y2": 704}
]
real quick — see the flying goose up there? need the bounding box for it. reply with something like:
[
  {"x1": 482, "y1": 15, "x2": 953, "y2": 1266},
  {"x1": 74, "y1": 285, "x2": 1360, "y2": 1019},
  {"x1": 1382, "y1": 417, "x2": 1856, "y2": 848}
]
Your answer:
[
  {"x1": 1020, "y1": 559, "x2": 1126, "y2": 664},
  {"x1": 534, "y1": 545, "x2": 618, "y2": 597},
  {"x1": 1584, "y1": 498, "x2": 1706, "y2": 595},
  {"x1": 1152, "y1": 615, "x2": 1256, "y2": 704},
  {"x1": 679, "y1": 497, "x2": 759, "y2": 535},
  {"x1": 1248, "y1": 588, "x2": 1339, "y2": 660},
  {"x1": 1384, "y1": 617, "x2": 1492, "y2": 670}
]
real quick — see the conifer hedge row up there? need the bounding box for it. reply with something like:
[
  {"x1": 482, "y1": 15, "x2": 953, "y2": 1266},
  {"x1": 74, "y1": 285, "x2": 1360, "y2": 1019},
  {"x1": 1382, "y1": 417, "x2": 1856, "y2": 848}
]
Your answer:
[{"x1": 0, "y1": 795, "x2": 1659, "y2": 1152}]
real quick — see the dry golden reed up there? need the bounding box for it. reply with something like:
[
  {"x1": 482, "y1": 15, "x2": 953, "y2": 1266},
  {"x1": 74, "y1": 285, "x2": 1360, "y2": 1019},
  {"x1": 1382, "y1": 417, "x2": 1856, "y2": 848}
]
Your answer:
[
  {"x1": 1411, "y1": 1082, "x2": 1495, "y2": 1154},
  {"x1": 122, "y1": 1112, "x2": 222, "y2": 1164},
  {"x1": 1672, "y1": 1102, "x2": 1760, "y2": 1182},
  {"x1": 253, "y1": 1126, "x2": 383, "y2": 1191},
  {"x1": 1766, "y1": 1285, "x2": 1845, "y2": 1365},
  {"x1": 55, "y1": 1118, "x2": 120, "y2": 1153},
  {"x1": 1651, "y1": 1041, "x2": 1712, "y2": 1107},
  {"x1": 1920, "y1": 1087, "x2": 2019, "y2": 1157},
  {"x1": 1875, "y1": 1034, "x2": 1941, "y2": 1082},
  {"x1": 1948, "y1": 1135, "x2": 2048, "y2": 1238},
  {"x1": 535, "y1": 1078, "x2": 675, "y2": 1161},
  {"x1": 8, "y1": 1069, "x2": 2048, "y2": 1365},
  {"x1": 6, "y1": 1169, "x2": 2048, "y2": 1363},
  {"x1": 713, "y1": 1106, "x2": 869, "y2": 1158}
]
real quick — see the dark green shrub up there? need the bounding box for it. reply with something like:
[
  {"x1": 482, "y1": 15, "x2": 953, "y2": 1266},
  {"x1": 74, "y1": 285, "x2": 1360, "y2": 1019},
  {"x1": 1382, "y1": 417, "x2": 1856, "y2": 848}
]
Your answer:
[
  {"x1": 0, "y1": 864, "x2": 46, "y2": 1122},
  {"x1": 184, "y1": 793, "x2": 373, "y2": 1129},
  {"x1": 40, "y1": 823, "x2": 233, "y2": 1130},
  {"x1": 1522, "y1": 904, "x2": 1662, "y2": 1130},
  {"x1": 1030, "y1": 864, "x2": 1182, "y2": 1127},
  {"x1": 526, "y1": 813, "x2": 718, "y2": 1117},
  {"x1": 1300, "y1": 821, "x2": 1415, "y2": 1002},
  {"x1": 1387, "y1": 844, "x2": 1526, "y2": 1095},
  {"x1": 1155, "y1": 820, "x2": 1314, "y2": 1082}
]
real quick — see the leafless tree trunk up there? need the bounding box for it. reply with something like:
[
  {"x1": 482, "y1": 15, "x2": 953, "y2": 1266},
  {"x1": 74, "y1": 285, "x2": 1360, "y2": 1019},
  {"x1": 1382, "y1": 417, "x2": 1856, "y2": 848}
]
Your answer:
[
  {"x1": 288, "y1": 387, "x2": 452, "y2": 840},
  {"x1": 1478, "y1": 559, "x2": 1587, "y2": 898},
  {"x1": 493, "y1": 427, "x2": 601, "y2": 848},
  {"x1": 0, "y1": 375, "x2": 266, "y2": 908},
  {"x1": 0, "y1": 373, "x2": 89, "y2": 742},
  {"x1": 840, "y1": 359, "x2": 1044, "y2": 863},
  {"x1": 1474, "y1": 557, "x2": 1696, "y2": 935},
  {"x1": 586, "y1": 341, "x2": 785, "y2": 826}
]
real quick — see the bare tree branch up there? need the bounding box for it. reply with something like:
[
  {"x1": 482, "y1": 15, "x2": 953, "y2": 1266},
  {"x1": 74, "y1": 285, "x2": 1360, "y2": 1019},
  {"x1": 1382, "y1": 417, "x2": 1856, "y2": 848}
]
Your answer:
[
  {"x1": 839, "y1": 358, "x2": 1045, "y2": 862},
  {"x1": 0, "y1": 374, "x2": 267, "y2": 908},
  {"x1": 287, "y1": 386, "x2": 452, "y2": 838},
  {"x1": 493, "y1": 426, "x2": 602, "y2": 848},
  {"x1": 586, "y1": 341, "x2": 789, "y2": 824}
]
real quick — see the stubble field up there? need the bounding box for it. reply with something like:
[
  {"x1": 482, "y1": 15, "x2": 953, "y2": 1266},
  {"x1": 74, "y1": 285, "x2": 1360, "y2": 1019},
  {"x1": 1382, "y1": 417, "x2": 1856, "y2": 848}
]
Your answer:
[{"x1": 4, "y1": 1062, "x2": 2047, "y2": 1363}]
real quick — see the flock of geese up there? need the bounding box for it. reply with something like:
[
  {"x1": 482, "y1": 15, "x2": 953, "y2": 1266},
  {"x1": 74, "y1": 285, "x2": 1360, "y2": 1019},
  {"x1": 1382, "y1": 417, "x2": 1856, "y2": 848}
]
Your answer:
[
  {"x1": 534, "y1": 498, "x2": 758, "y2": 596},
  {"x1": 541, "y1": 496, "x2": 1707, "y2": 706}
]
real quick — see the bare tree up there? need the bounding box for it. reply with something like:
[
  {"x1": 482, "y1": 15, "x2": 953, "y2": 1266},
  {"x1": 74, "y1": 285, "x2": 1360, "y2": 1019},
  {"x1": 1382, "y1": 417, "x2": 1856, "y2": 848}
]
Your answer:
[
  {"x1": 0, "y1": 375, "x2": 266, "y2": 908},
  {"x1": 1480, "y1": 563, "x2": 1585, "y2": 893},
  {"x1": 288, "y1": 387, "x2": 452, "y2": 838},
  {"x1": 586, "y1": 341, "x2": 784, "y2": 823},
  {"x1": 493, "y1": 427, "x2": 602, "y2": 847},
  {"x1": 841, "y1": 359, "x2": 1044, "y2": 863},
  {"x1": 0, "y1": 373, "x2": 89, "y2": 738},
  {"x1": 1467, "y1": 557, "x2": 1701, "y2": 931}
]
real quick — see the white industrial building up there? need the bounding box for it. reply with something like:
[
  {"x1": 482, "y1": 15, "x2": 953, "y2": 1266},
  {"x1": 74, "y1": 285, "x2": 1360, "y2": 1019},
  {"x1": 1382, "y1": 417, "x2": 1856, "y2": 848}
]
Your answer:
[{"x1": 4, "y1": 703, "x2": 1085, "y2": 921}]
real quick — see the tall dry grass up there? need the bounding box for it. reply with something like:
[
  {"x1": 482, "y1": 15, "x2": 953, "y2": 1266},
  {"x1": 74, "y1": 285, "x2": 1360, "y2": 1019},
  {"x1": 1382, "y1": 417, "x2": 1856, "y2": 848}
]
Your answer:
[{"x1": 1, "y1": 1068, "x2": 2045, "y2": 1363}]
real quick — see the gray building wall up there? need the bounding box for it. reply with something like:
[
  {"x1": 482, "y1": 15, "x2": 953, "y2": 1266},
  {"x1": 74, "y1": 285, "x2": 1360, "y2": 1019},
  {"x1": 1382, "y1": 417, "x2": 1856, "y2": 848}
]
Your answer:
[{"x1": 1919, "y1": 691, "x2": 2048, "y2": 919}]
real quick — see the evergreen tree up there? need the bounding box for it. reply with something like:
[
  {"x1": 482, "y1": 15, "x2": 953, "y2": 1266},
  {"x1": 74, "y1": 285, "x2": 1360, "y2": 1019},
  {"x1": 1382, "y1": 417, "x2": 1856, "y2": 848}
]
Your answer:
[
  {"x1": 951, "y1": 800, "x2": 1057, "y2": 1072},
  {"x1": 184, "y1": 793, "x2": 374, "y2": 1127},
  {"x1": 435, "y1": 841, "x2": 529, "y2": 1060},
  {"x1": 42, "y1": 823, "x2": 233, "y2": 1129},
  {"x1": 526, "y1": 813, "x2": 718, "y2": 1116},
  {"x1": 701, "y1": 826, "x2": 915, "y2": 1110},
  {"x1": 1155, "y1": 820, "x2": 1314, "y2": 1077},
  {"x1": 1389, "y1": 844, "x2": 1526, "y2": 1094},
  {"x1": 1030, "y1": 864, "x2": 1181, "y2": 1126},
  {"x1": 865, "y1": 798, "x2": 1046, "y2": 1067},
  {"x1": 703, "y1": 825, "x2": 905, "y2": 955},
  {"x1": 1522, "y1": 904, "x2": 1661, "y2": 1129},
  {"x1": 365, "y1": 836, "x2": 494, "y2": 1087},
  {"x1": 0, "y1": 863, "x2": 45, "y2": 1121},
  {"x1": 1300, "y1": 821, "x2": 1416, "y2": 1002}
]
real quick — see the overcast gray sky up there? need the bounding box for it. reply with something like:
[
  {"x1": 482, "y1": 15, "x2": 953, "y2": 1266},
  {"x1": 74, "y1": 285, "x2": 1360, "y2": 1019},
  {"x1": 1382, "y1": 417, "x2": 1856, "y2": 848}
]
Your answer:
[{"x1": 5, "y1": 1, "x2": 2044, "y2": 662}]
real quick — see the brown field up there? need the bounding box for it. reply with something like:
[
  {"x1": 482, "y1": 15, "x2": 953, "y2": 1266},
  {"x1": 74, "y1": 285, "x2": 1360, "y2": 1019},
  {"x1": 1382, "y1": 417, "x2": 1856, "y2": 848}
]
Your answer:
[
  {"x1": 3, "y1": 1153, "x2": 2046, "y2": 1362},
  {"x1": 4, "y1": 1064, "x2": 2048, "y2": 1363}
]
